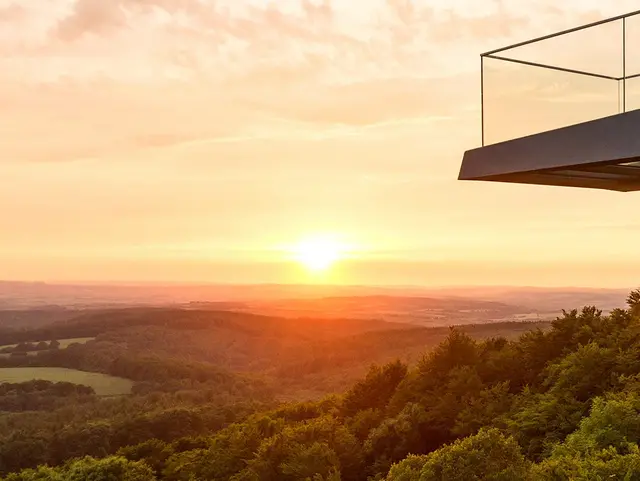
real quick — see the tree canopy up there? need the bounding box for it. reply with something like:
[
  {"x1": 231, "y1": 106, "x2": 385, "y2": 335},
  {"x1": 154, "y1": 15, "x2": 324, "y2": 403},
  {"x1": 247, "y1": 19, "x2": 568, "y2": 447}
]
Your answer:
[{"x1": 3, "y1": 290, "x2": 640, "y2": 480}]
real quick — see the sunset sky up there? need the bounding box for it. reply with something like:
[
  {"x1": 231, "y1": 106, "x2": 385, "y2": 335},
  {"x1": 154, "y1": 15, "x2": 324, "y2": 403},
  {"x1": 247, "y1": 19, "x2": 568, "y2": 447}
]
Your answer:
[{"x1": 3, "y1": 0, "x2": 640, "y2": 287}]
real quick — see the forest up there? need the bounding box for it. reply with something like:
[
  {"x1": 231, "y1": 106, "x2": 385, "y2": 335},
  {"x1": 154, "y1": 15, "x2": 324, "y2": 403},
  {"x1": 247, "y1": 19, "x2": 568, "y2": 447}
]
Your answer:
[{"x1": 1, "y1": 291, "x2": 640, "y2": 479}]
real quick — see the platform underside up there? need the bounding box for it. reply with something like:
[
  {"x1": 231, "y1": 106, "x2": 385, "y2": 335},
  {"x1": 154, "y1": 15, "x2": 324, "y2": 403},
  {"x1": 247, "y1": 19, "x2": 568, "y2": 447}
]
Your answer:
[{"x1": 459, "y1": 109, "x2": 640, "y2": 192}]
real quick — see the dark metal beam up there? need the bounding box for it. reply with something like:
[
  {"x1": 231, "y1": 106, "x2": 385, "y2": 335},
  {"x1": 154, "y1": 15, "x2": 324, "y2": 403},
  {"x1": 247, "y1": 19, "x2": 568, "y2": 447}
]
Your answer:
[
  {"x1": 459, "y1": 109, "x2": 640, "y2": 188},
  {"x1": 578, "y1": 164, "x2": 640, "y2": 176}
]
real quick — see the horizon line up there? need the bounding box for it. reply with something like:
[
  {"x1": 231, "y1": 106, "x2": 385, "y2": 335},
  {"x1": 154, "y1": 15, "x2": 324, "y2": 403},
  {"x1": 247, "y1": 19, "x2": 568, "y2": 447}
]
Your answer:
[{"x1": 0, "y1": 279, "x2": 634, "y2": 291}]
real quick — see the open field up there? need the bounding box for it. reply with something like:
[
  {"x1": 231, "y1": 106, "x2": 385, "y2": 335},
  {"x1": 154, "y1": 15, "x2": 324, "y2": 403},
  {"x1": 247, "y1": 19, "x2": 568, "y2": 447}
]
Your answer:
[
  {"x1": 0, "y1": 337, "x2": 95, "y2": 351},
  {"x1": 0, "y1": 367, "x2": 133, "y2": 396}
]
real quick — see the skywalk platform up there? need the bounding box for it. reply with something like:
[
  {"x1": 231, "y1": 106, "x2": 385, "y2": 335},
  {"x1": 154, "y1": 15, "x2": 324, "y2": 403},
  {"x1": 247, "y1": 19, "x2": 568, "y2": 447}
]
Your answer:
[{"x1": 459, "y1": 10, "x2": 640, "y2": 192}]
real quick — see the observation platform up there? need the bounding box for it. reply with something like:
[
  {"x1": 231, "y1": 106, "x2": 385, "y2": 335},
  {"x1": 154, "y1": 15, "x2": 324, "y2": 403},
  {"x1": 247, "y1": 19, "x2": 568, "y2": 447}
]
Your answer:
[{"x1": 459, "y1": 10, "x2": 640, "y2": 192}]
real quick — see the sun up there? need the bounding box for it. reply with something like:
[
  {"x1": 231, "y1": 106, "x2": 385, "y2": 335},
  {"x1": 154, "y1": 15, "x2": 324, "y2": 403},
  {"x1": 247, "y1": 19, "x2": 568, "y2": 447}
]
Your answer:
[{"x1": 292, "y1": 236, "x2": 345, "y2": 272}]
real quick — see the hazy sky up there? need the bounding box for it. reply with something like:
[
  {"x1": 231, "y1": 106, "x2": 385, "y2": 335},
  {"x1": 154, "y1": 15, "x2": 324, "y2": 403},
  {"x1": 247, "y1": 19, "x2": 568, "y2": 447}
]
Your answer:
[{"x1": 3, "y1": 0, "x2": 640, "y2": 287}]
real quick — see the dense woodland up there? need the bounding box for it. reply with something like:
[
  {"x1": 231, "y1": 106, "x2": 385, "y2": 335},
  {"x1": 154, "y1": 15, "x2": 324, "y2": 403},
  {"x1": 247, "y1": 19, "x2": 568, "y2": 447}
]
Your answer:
[
  {"x1": 1, "y1": 292, "x2": 640, "y2": 479},
  {"x1": 0, "y1": 309, "x2": 540, "y2": 398}
]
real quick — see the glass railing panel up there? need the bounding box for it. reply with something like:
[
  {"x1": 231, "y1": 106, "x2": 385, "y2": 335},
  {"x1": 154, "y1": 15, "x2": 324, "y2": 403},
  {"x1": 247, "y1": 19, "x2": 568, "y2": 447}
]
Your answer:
[
  {"x1": 624, "y1": 14, "x2": 640, "y2": 111},
  {"x1": 482, "y1": 55, "x2": 619, "y2": 145},
  {"x1": 494, "y1": 18, "x2": 624, "y2": 79}
]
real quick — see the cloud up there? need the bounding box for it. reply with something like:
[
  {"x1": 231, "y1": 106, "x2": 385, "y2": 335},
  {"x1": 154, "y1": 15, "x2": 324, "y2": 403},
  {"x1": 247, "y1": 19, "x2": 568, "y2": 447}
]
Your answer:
[
  {"x1": 55, "y1": 0, "x2": 127, "y2": 41},
  {"x1": 0, "y1": 79, "x2": 260, "y2": 162},
  {"x1": 49, "y1": 0, "x2": 534, "y2": 50},
  {"x1": 386, "y1": 0, "x2": 415, "y2": 25},
  {"x1": 0, "y1": 3, "x2": 24, "y2": 23},
  {"x1": 51, "y1": 0, "x2": 336, "y2": 42},
  {"x1": 301, "y1": 0, "x2": 333, "y2": 23},
  {"x1": 4, "y1": 0, "x2": 630, "y2": 164},
  {"x1": 228, "y1": 74, "x2": 476, "y2": 127}
]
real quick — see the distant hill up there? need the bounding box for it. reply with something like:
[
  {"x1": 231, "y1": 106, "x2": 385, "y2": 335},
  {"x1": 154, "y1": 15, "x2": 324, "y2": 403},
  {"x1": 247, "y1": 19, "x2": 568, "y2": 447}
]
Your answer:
[
  {"x1": 1, "y1": 281, "x2": 624, "y2": 328},
  {"x1": 0, "y1": 308, "x2": 82, "y2": 329},
  {"x1": 0, "y1": 281, "x2": 630, "y2": 309},
  {"x1": 422, "y1": 285, "x2": 630, "y2": 312},
  {"x1": 195, "y1": 295, "x2": 529, "y2": 327}
]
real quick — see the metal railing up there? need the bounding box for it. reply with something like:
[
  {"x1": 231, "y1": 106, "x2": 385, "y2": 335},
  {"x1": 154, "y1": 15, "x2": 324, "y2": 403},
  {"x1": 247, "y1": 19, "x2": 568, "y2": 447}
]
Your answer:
[{"x1": 481, "y1": 10, "x2": 640, "y2": 146}]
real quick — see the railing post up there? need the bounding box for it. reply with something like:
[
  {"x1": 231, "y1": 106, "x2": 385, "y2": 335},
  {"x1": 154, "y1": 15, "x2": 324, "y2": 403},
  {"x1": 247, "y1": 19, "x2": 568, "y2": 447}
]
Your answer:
[
  {"x1": 481, "y1": 55, "x2": 485, "y2": 146},
  {"x1": 623, "y1": 17, "x2": 627, "y2": 113}
]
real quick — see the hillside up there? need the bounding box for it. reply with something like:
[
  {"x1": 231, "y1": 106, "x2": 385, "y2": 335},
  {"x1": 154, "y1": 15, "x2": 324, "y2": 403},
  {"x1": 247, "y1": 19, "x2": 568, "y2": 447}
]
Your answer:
[
  {"x1": 0, "y1": 309, "x2": 81, "y2": 330},
  {"x1": 425, "y1": 286, "x2": 630, "y2": 313},
  {"x1": 195, "y1": 294, "x2": 531, "y2": 327},
  {"x1": 3, "y1": 291, "x2": 640, "y2": 479},
  {"x1": 0, "y1": 308, "x2": 546, "y2": 399}
]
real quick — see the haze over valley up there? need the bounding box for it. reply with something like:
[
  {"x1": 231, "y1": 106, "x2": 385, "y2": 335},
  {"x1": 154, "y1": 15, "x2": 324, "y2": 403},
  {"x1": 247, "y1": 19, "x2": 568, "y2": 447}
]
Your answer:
[{"x1": 0, "y1": 281, "x2": 630, "y2": 328}]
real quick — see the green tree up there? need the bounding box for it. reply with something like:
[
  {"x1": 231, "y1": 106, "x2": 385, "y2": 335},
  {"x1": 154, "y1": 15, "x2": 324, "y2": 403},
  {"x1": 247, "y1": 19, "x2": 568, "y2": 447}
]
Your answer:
[
  {"x1": 364, "y1": 403, "x2": 431, "y2": 478},
  {"x1": 543, "y1": 342, "x2": 620, "y2": 402},
  {"x1": 3, "y1": 465, "x2": 64, "y2": 481},
  {"x1": 532, "y1": 446, "x2": 640, "y2": 480},
  {"x1": 117, "y1": 439, "x2": 173, "y2": 476},
  {"x1": 63, "y1": 456, "x2": 156, "y2": 481},
  {"x1": 163, "y1": 414, "x2": 285, "y2": 481},
  {"x1": 341, "y1": 361, "x2": 408, "y2": 418},
  {"x1": 556, "y1": 392, "x2": 640, "y2": 456},
  {"x1": 347, "y1": 408, "x2": 383, "y2": 442},
  {"x1": 235, "y1": 416, "x2": 362, "y2": 481},
  {"x1": 388, "y1": 329, "x2": 479, "y2": 414},
  {"x1": 279, "y1": 442, "x2": 341, "y2": 480},
  {"x1": 417, "y1": 428, "x2": 530, "y2": 481},
  {"x1": 4, "y1": 456, "x2": 156, "y2": 481},
  {"x1": 453, "y1": 381, "x2": 512, "y2": 438},
  {"x1": 627, "y1": 289, "x2": 640, "y2": 317},
  {"x1": 385, "y1": 454, "x2": 428, "y2": 481},
  {"x1": 505, "y1": 391, "x2": 586, "y2": 460}
]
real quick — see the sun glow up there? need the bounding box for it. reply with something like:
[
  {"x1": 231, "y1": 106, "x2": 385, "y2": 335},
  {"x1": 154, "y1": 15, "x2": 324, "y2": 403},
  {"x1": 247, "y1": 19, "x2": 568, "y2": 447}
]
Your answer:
[{"x1": 292, "y1": 236, "x2": 347, "y2": 272}]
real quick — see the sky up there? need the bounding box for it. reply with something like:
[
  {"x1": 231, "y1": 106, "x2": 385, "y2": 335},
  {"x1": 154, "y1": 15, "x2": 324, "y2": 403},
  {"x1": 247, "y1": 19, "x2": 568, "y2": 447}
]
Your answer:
[{"x1": 2, "y1": 0, "x2": 640, "y2": 288}]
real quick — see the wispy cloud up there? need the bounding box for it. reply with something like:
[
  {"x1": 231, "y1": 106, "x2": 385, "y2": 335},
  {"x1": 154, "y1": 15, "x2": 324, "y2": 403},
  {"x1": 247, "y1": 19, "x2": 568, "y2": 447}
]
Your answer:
[
  {"x1": 1, "y1": 0, "x2": 637, "y2": 160},
  {"x1": 54, "y1": 0, "x2": 127, "y2": 41},
  {"x1": 0, "y1": 3, "x2": 24, "y2": 23}
]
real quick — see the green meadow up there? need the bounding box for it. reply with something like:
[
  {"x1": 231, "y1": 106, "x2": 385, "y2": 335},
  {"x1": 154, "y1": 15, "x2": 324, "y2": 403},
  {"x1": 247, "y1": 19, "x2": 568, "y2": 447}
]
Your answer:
[
  {"x1": 0, "y1": 367, "x2": 133, "y2": 396},
  {"x1": 0, "y1": 337, "x2": 95, "y2": 351}
]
